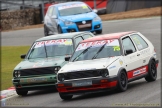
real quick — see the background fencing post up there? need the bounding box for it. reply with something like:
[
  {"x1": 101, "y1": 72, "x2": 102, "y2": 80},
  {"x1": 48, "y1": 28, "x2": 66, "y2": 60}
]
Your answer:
[
  {"x1": 41, "y1": 0, "x2": 44, "y2": 23},
  {"x1": 94, "y1": 0, "x2": 96, "y2": 9}
]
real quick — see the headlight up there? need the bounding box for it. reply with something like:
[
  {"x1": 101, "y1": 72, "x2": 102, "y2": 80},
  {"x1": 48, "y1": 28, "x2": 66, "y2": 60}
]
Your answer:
[
  {"x1": 100, "y1": 70, "x2": 109, "y2": 77},
  {"x1": 58, "y1": 73, "x2": 65, "y2": 82},
  {"x1": 13, "y1": 70, "x2": 21, "y2": 77},
  {"x1": 93, "y1": 16, "x2": 100, "y2": 21},
  {"x1": 54, "y1": 67, "x2": 61, "y2": 74},
  {"x1": 64, "y1": 21, "x2": 74, "y2": 25}
]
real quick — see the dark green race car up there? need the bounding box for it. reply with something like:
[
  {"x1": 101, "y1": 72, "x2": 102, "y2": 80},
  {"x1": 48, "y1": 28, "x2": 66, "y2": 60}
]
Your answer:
[{"x1": 12, "y1": 32, "x2": 94, "y2": 96}]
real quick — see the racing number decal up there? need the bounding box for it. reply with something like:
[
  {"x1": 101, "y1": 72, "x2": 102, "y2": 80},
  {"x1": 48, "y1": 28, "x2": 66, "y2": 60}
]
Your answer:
[
  {"x1": 113, "y1": 46, "x2": 120, "y2": 51},
  {"x1": 133, "y1": 37, "x2": 140, "y2": 45},
  {"x1": 132, "y1": 37, "x2": 143, "y2": 49},
  {"x1": 82, "y1": 5, "x2": 88, "y2": 9},
  {"x1": 49, "y1": 8, "x2": 53, "y2": 15}
]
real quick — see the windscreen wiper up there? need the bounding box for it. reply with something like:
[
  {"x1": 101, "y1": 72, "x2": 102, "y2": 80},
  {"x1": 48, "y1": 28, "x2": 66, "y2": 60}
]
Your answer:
[
  {"x1": 92, "y1": 42, "x2": 107, "y2": 59},
  {"x1": 72, "y1": 46, "x2": 92, "y2": 62}
]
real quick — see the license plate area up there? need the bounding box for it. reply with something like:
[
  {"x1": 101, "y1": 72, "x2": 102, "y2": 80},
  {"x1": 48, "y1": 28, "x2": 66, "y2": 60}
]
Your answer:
[
  {"x1": 72, "y1": 80, "x2": 92, "y2": 87},
  {"x1": 78, "y1": 24, "x2": 91, "y2": 28},
  {"x1": 20, "y1": 77, "x2": 47, "y2": 83}
]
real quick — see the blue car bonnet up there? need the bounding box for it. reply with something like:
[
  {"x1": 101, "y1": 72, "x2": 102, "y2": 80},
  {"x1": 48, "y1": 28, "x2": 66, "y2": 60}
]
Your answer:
[{"x1": 59, "y1": 12, "x2": 98, "y2": 22}]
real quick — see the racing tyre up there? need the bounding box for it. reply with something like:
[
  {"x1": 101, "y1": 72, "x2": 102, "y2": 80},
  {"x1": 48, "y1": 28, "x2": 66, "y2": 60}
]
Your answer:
[
  {"x1": 96, "y1": 29, "x2": 102, "y2": 34},
  {"x1": 116, "y1": 70, "x2": 128, "y2": 92},
  {"x1": 59, "y1": 93, "x2": 73, "y2": 100},
  {"x1": 58, "y1": 26, "x2": 62, "y2": 34},
  {"x1": 16, "y1": 89, "x2": 28, "y2": 96},
  {"x1": 145, "y1": 60, "x2": 157, "y2": 82},
  {"x1": 44, "y1": 25, "x2": 49, "y2": 36}
]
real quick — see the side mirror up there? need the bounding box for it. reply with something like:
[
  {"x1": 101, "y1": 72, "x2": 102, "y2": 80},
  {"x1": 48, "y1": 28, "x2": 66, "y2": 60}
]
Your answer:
[
  {"x1": 20, "y1": 54, "x2": 26, "y2": 59},
  {"x1": 125, "y1": 49, "x2": 133, "y2": 55},
  {"x1": 93, "y1": 9, "x2": 98, "y2": 13},
  {"x1": 65, "y1": 56, "x2": 70, "y2": 61},
  {"x1": 51, "y1": 15, "x2": 57, "y2": 19}
]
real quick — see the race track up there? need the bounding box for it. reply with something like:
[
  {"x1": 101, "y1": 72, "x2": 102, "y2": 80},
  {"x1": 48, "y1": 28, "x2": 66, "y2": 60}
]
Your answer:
[{"x1": 1, "y1": 17, "x2": 161, "y2": 107}]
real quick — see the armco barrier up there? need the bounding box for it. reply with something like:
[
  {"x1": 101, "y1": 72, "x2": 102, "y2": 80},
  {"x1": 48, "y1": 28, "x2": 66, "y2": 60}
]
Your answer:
[{"x1": 106, "y1": 0, "x2": 161, "y2": 14}]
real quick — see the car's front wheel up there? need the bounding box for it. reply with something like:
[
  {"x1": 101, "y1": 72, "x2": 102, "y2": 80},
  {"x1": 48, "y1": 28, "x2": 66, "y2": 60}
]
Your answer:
[
  {"x1": 58, "y1": 26, "x2": 62, "y2": 34},
  {"x1": 59, "y1": 93, "x2": 73, "y2": 100},
  {"x1": 116, "y1": 70, "x2": 128, "y2": 92},
  {"x1": 96, "y1": 29, "x2": 102, "y2": 34},
  {"x1": 145, "y1": 60, "x2": 157, "y2": 82},
  {"x1": 16, "y1": 89, "x2": 28, "y2": 96}
]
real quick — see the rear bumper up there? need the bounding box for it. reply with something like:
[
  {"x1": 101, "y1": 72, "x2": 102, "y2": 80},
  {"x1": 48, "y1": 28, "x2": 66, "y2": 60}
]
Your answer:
[{"x1": 56, "y1": 76, "x2": 117, "y2": 95}]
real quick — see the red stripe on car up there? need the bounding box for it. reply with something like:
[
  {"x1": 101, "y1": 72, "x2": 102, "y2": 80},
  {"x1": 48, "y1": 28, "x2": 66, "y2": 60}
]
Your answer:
[
  {"x1": 127, "y1": 65, "x2": 148, "y2": 79},
  {"x1": 57, "y1": 81, "x2": 117, "y2": 93}
]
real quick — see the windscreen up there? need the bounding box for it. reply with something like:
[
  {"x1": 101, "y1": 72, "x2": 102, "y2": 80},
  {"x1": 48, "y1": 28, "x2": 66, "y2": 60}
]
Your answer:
[
  {"x1": 27, "y1": 39, "x2": 73, "y2": 59},
  {"x1": 58, "y1": 3, "x2": 92, "y2": 16},
  {"x1": 70, "y1": 39, "x2": 121, "y2": 61}
]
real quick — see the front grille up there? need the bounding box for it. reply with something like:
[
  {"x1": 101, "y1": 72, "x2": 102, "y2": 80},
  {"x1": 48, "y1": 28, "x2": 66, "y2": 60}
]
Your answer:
[
  {"x1": 75, "y1": 20, "x2": 92, "y2": 31},
  {"x1": 64, "y1": 70, "x2": 100, "y2": 80},
  {"x1": 20, "y1": 67, "x2": 54, "y2": 76}
]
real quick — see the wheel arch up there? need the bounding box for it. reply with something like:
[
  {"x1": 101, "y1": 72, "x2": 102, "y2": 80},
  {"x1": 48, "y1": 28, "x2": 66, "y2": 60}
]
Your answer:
[
  {"x1": 117, "y1": 67, "x2": 127, "y2": 78},
  {"x1": 149, "y1": 57, "x2": 156, "y2": 63}
]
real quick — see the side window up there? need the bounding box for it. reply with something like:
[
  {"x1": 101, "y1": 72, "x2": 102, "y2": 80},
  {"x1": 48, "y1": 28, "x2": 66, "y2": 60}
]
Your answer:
[
  {"x1": 53, "y1": 7, "x2": 56, "y2": 16},
  {"x1": 75, "y1": 37, "x2": 83, "y2": 46},
  {"x1": 82, "y1": 34, "x2": 93, "y2": 40},
  {"x1": 122, "y1": 37, "x2": 136, "y2": 54},
  {"x1": 130, "y1": 34, "x2": 148, "y2": 50},
  {"x1": 47, "y1": 7, "x2": 53, "y2": 16}
]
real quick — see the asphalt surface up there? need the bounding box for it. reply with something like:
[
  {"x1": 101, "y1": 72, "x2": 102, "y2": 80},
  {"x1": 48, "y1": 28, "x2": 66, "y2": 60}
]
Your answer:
[{"x1": 1, "y1": 17, "x2": 161, "y2": 107}]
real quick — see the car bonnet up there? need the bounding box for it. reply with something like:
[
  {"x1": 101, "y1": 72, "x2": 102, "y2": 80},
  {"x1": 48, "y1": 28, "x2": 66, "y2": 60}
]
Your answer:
[
  {"x1": 14, "y1": 56, "x2": 66, "y2": 70},
  {"x1": 59, "y1": 12, "x2": 97, "y2": 22},
  {"x1": 58, "y1": 56, "x2": 120, "y2": 73}
]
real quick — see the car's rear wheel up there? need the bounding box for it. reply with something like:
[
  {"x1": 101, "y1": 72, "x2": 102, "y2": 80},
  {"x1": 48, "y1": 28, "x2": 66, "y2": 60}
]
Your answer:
[
  {"x1": 16, "y1": 89, "x2": 28, "y2": 96},
  {"x1": 58, "y1": 26, "x2": 62, "y2": 34},
  {"x1": 96, "y1": 29, "x2": 102, "y2": 34},
  {"x1": 44, "y1": 25, "x2": 49, "y2": 36},
  {"x1": 116, "y1": 70, "x2": 128, "y2": 92},
  {"x1": 145, "y1": 60, "x2": 157, "y2": 82},
  {"x1": 59, "y1": 93, "x2": 73, "y2": 100}
]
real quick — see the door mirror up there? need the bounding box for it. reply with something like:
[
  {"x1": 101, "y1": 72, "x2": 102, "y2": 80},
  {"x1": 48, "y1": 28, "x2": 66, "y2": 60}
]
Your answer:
[
  {"x1": 20, "y1": 54, "x2": 26, "y2": 59},
  {"x1": 125, "y1": 49, "x2": 133, "y2": 55},
  {"x1": 51, "y1": 15, "x2": 57, "y2": 19},
  {"x1": 93, "y1": 9, "x2": 98, "y2": 13},
  {"x1": 65, "y1": 56, "x2": 71, "y2": 61}
]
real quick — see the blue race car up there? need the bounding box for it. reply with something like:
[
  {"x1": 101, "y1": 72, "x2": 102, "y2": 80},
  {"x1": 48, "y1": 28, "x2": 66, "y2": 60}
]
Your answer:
[{"x1": 44, "y1": 1, "x2": 102, "y2": 36}]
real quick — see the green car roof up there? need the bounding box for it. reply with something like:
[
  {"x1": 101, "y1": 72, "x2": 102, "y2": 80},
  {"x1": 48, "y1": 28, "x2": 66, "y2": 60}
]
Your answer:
[{"x1": 36, "y1": 32, "x2": 87, "y2": 42}]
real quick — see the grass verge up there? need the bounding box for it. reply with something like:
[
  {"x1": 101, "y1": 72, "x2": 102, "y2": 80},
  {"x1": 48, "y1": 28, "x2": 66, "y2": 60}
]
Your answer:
[{"x1": 1, "y1": 46, "x2": 30, "y2": 90}]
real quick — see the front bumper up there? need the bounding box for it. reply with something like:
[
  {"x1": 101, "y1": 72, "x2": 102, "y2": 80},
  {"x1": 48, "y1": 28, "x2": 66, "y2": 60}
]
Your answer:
[
  {"x1": 61, "y1": 20, "x2": 102, "y2": 33},
  {"x1": 12, "y1": 74, "x2": 57, "y2": 91},
  {"x1": 56, "y1": 76, "x2": 117, "y2": 95}
]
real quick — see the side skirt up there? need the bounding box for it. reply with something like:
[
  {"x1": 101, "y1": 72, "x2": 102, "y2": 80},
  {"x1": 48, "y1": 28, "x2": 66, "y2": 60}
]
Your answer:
[{"x1": 128, "y1": 73, "x2": 148, "y2": 82}]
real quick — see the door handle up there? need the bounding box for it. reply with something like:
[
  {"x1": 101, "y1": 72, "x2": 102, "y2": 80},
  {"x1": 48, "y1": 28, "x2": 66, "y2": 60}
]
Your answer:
[{"x1": 137, "y1": 54, "x2": 140, "y2": 56}]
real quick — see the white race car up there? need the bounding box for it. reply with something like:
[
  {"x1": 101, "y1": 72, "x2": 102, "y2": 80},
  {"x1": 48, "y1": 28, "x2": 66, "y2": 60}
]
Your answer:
[{"x1": 56, "y1": 31, "x2": 159, "y2": 100}]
